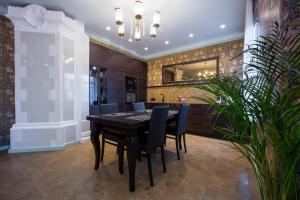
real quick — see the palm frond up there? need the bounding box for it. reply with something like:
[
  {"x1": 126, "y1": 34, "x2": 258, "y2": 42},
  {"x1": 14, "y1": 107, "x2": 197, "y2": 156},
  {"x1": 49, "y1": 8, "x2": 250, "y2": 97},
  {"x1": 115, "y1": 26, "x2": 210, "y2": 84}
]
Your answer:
[{"x1": 193, "y1": 12, "x2": 300, "y2": 200}]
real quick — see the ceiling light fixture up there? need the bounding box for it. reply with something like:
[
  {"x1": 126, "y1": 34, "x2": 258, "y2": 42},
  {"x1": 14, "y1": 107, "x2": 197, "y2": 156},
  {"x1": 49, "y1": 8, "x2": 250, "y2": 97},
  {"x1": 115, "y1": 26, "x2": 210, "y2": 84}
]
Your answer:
[
  {"x1": 165, "y1": 40, "x2": 169, "y2": 45},
  {"x1": 153, "y1": 11, "x2": 161, "y2": 28},
  {"x1": 118, "y1": 24, "x2": 125, "y2": 37},
  {"x1": 220, "y1": 24, "x2": 226, "y2": 29},
  {"x1": 106, "y1": 26, "x2": 111, "y2": 31},
  {"x1": 114, "y1": 0, "x2": 161, "y2": 42},
  {"x1": 115, "y1": 8, "x2": 123, "y2": 25},
  {"x1": 144, "y1": 47, "x2": 148, "y2": 50},
  {"x1": 189, "y1": 33, "x2": 194, "y2": 38},
  {"x1": 150, "y1": 25, "x2": 157, "y2": 38},
  {"x1": 128, "y1": 38, "x2": 133, "y2": 42},
  {"x1": 134, "y1": 1, "x2": 143, "y2": 20}
]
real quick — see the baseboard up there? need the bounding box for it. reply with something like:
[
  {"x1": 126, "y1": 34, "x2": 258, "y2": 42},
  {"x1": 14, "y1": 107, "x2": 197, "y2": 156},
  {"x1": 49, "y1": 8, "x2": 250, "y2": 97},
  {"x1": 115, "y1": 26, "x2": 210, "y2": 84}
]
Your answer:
[
  {"x1": 0, "y1": 145, "x2": 10, "y2": 151},
  {"x1": 8, "y1": 140, "x2": 80, "y2": 153},
  {"x1": 80, "y1": 131, "x2": 91, "y2": 143},
  {"x1": 10, "y1": 120, "x2": 80, "y2": 152},
  {"x1": 187, "y1": 131, "x2": 226, "y2": 140}
]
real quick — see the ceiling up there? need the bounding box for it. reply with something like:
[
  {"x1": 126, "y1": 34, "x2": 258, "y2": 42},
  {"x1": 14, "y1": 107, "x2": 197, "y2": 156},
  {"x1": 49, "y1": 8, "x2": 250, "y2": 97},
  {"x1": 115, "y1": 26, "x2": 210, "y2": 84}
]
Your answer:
[{"x1": 0, "y1": 0, "x2": 246, "y2": 60}]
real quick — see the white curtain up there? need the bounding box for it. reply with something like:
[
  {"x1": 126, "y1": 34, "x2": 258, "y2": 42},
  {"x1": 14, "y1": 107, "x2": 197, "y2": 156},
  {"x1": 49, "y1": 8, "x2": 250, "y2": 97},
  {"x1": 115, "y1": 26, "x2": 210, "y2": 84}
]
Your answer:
[{"x1": 243, "y1": 0, "x2": 257, "y2": 79}]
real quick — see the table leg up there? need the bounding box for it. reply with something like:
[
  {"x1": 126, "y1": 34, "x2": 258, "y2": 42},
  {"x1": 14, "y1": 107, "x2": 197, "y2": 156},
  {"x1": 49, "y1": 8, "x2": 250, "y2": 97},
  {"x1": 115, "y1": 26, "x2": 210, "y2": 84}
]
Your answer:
[
  {"x1": 90, "y1": 122, "x2": 101, "y2": 170},
  {"x1": 126, "y1": 136, "x2": 139, "y2": 192}
]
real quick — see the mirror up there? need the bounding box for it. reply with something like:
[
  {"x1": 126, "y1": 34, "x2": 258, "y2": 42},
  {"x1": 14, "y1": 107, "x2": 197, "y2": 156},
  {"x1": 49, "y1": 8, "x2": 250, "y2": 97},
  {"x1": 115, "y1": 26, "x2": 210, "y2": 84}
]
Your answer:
[{"x1": 162, "y1": 57, "x2": 219, "y2": 85}]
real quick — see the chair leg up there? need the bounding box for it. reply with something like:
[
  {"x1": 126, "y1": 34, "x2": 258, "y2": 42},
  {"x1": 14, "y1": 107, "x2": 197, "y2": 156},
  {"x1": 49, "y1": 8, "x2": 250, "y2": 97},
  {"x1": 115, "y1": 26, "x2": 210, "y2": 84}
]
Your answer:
[
  {"x1": 164, "y1": 135, "x2": 167, "y2": 147},
  {"x1": 147, "y1": 154, "x2": 154, "y2": 186},
  {"x1": 179, "y1": 135, "x2": 182, "y2": 150},
  {"x1": 175, "y1": 136, "x2": 180, "y2": 160},
  {"x1": 118, "y1": 145, "x2": 124, "y2": 174},
  {"x1": 183, "y1": 133, "x2": 187, "y2": 153},
  {"x1": 161, "y1": 146, "x2": 166, "y2": 173},
  {"x1": 101, "y1": 134, "x2": 105, "y2": 162}
]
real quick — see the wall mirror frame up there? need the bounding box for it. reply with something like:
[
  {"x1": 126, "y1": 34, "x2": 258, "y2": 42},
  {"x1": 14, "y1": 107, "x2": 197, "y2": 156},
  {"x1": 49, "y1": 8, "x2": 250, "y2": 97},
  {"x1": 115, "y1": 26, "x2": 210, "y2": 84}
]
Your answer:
[{"x1": 162, "y1": 57, "x2": 219, "y2": 85}]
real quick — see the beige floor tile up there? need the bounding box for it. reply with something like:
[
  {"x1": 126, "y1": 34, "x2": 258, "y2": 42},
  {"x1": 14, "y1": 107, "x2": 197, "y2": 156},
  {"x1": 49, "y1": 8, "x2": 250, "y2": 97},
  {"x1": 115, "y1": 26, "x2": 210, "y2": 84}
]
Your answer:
[{"x1": 0, "y1": 135, "x2": 260, "y2": 200}]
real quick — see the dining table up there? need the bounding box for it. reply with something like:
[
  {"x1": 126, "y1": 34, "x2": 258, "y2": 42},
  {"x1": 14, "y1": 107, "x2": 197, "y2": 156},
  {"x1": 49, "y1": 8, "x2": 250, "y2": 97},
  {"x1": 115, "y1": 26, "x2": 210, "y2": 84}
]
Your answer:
[{"x1": 86, "y1": 109, "x2": 178, "y2": 192}]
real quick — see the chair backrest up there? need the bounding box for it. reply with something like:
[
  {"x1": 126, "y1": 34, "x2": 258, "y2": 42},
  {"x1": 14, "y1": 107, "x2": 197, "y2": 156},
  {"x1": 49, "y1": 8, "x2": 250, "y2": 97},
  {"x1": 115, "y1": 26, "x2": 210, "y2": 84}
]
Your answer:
[
  {"x1": 132, "y1": 102, "x2": 146, "y2": 111},
  {"x1": 176, "y1": 103, "x2": 190, "y2": 135},
  {"x1": 99, "y1": 103, "x2": 119, "y2": 114},
  {"x1": 146, "y1": 105, "x2": 170, "y2": 152}
]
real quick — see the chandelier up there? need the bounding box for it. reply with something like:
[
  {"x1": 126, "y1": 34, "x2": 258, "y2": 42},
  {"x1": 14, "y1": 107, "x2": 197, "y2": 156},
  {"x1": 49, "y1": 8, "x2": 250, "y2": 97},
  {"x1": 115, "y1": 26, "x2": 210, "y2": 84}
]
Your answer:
[{"x1": 114, "y1": 0, "x2": 161, "y2": 42}]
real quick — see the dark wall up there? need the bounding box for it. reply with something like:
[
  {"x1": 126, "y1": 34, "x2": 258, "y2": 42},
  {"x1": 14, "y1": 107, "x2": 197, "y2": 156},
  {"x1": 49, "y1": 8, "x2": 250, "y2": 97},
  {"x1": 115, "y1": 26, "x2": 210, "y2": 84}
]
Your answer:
[
  {"x1": 89, "y1": 41, "x2": 147, "y2": 111},
  {"x1": 0, "y1": 16, "x2": 15, "y2": 148}
]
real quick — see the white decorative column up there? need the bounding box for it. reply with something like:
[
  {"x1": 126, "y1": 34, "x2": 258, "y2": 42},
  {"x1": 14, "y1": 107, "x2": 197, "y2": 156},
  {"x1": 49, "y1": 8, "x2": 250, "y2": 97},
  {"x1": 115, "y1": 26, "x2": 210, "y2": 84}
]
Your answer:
[{"x1": 7, "y1": 5, "x2": 90, "y2": 152}]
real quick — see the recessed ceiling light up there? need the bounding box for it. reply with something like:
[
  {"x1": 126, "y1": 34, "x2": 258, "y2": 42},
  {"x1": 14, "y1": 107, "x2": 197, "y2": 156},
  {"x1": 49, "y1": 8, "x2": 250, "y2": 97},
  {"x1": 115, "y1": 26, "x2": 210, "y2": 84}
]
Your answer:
[
  {"x1": 220, "y1": 24, "x2": 226, "y2": 29},
  {"x1": 165, "y1": 41, "x2": 170, "y2": 45},
  {"x1": 106, "y1": 26, "x2": 111, "y2": 31},
  {"x1": 189, "y1": 33, "x2": 194, "y2": 38},
  {"x1": 144, "y1": 47, "x2": 148, "y2": 51},
  {"x1": 128, "y1": 38, "x2": 133, "y2": 42}
]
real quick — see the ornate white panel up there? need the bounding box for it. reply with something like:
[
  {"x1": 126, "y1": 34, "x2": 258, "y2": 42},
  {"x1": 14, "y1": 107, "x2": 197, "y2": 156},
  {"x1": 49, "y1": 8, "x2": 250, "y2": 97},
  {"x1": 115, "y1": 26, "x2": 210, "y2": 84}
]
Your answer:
[
  {"x1": 62, "y1": 37, "x2": 75, "y2": 121},
  {"x1": 20, "y1": 32, "x2": 56, "y2": 123},
  {"x1": 8, "y1": 4, "x2": 90, "y2": 153}
]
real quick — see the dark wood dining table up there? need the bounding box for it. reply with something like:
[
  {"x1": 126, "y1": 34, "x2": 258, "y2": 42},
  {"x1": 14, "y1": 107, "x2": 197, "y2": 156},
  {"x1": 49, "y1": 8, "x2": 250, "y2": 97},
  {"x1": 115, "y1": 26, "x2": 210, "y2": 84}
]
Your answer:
[{"x1": 86, "y1": 110, "x2": 178, "y2": 192}]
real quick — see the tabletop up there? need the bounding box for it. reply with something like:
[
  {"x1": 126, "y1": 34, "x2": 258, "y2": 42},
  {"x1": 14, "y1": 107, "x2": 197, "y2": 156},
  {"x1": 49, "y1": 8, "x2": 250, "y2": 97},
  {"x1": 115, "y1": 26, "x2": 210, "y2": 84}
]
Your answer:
[{"x1": 87, "y1": 110, "x2": 178, "y2": 130}]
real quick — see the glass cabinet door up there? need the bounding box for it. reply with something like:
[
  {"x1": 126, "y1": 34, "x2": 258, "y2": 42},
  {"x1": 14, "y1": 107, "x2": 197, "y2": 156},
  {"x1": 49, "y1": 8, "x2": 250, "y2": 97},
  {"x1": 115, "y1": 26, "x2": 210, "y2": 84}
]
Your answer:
[{"x1": 89, "y1": 65, "x2": 107, "y2": 115}]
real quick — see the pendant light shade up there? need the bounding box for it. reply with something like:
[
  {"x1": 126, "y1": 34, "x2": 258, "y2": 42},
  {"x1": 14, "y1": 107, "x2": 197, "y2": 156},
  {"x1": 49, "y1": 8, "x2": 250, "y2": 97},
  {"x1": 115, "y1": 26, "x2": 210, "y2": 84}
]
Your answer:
[
  {"x1": 115, "y1": 7, "x2": 123, "y2": 25},
  {"x1": 150, "y1": 25, "x2": 156, "y2": 38},
  {"x1": 135, "y1": 25, "x2": 141, "y2": 41},
  {"x1": 118, "y1": 24, "x2": 125, "y2": 37},
  {"x1": 153, "y1": 11, "x2": 160, "y2": 28},
  {"x1": 134, "y1": 1, "x2": 143, "y2": 20}
]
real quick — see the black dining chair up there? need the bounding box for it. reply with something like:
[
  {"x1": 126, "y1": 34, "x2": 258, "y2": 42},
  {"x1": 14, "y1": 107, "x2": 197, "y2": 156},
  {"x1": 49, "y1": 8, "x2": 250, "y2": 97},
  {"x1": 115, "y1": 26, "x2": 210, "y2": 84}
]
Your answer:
[
  {"x1": 165, "y1": 103, "x2": 190, "y2": 160},
  {"x1": 99, "y1": 103, "x2": 125, "y2": 163},
  {"x1": 137, "y1": 105, "x2": 170, "y2": 186},
  {"x1": 100, "y1": 103, "x2": 119, "y2": 114},
  {"x1": 119, "y1": 106, "x2": 170, "y2": 184},
  {"x1": 132, "y1": 102, "x2": 146, "y2": 111}
]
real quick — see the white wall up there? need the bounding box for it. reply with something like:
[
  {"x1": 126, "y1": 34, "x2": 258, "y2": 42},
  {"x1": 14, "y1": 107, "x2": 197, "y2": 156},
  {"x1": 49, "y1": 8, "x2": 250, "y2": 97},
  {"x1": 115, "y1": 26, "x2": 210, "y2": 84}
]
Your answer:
[{"x1": 7, "y1": 5, "x2": 90, "y2": 152}]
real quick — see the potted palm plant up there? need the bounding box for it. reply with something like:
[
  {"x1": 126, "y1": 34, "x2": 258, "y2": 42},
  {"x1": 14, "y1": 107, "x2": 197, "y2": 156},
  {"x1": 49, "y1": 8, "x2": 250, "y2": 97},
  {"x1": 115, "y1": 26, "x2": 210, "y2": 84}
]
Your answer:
[{"x1": 194, "y1": 13, "x2": 300, "y2": 200}]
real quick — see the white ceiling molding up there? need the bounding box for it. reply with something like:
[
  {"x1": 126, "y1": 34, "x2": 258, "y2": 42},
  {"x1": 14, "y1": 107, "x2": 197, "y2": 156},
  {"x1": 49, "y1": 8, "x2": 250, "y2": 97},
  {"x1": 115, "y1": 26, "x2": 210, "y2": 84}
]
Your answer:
[
  {"x1": 144, "y1": 32, "x2": 244, "y2": 60},
  {"x1": 88, "y1": 31, "x2": 244, "y2": 61}
]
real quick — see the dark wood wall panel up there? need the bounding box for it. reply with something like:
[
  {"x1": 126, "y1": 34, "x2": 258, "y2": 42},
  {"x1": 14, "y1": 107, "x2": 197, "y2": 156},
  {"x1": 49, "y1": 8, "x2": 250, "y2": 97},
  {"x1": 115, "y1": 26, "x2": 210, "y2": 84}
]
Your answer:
[
  {"x1": 146, "y1": 103, "x2": 225, "y2": 139},
  {"x1": 137, "y1": 78, "x2": 147, "y2": 102},
  {"x1": 125, "y1": 60, "x2": 147, "y2": 79},
  {"x1": 107, "y1": 70, "x2": 125, "y2": 111},
  {"x1": 89, "y1": 41, "x2": 147, "y2": 112}
]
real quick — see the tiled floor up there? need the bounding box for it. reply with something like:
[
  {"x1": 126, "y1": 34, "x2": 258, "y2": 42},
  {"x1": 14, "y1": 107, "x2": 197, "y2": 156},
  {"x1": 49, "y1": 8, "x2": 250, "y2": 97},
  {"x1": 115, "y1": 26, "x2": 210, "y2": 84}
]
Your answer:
[{"x1": 0, "y1": 135, "x2": 260, "y2": 200}]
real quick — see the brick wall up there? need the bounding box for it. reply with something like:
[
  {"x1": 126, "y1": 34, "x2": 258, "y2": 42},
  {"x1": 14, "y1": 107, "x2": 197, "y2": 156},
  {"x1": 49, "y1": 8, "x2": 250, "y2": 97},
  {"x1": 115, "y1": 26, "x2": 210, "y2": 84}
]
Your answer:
[{"x1": 0, "y1": 15, "x2": 15, "y2": 147}]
